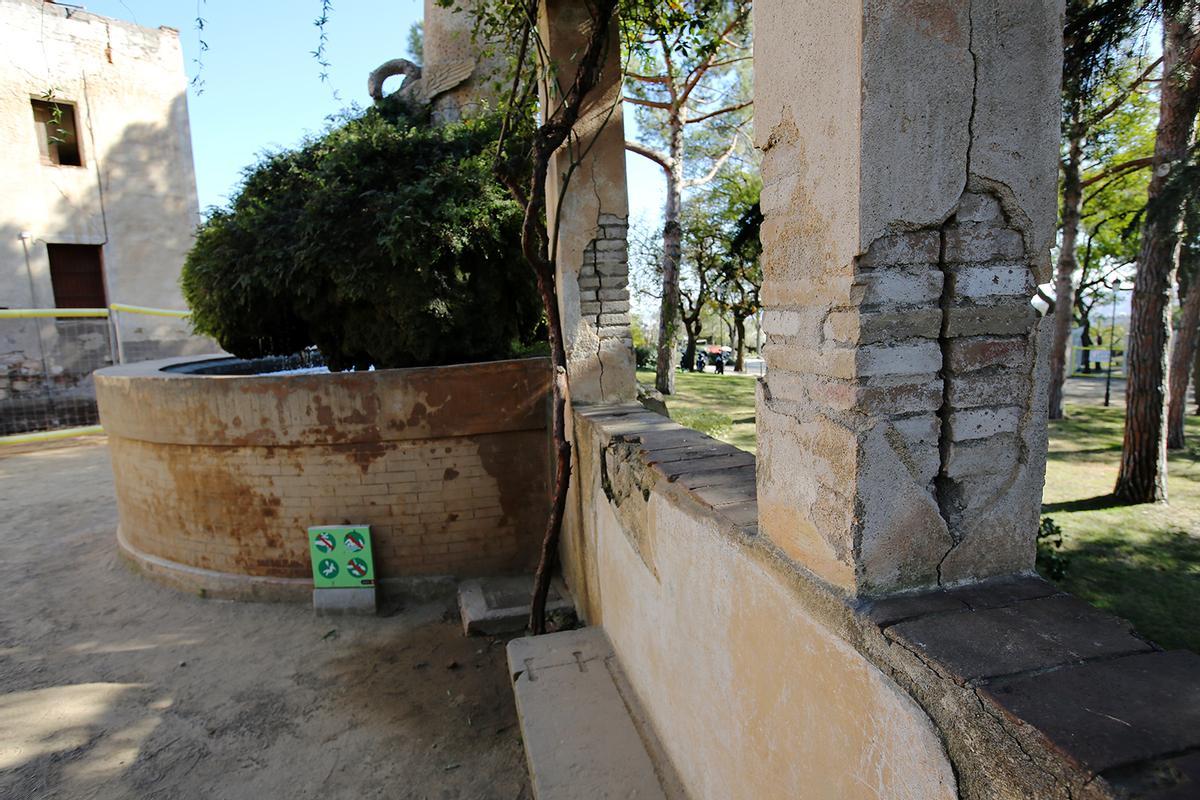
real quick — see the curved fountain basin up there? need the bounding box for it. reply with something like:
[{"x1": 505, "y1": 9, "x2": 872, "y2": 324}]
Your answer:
[{"x1": 95, "y1": 354, "x2": 552, "y2": 601}]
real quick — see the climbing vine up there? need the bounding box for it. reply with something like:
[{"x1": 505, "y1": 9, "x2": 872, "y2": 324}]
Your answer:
[
  {"x1": 312, "y1": 0, "x2": 342, "y2": 102},
  {"x1": 191, "y1": 0, "x2": 208, "y2": 93}
]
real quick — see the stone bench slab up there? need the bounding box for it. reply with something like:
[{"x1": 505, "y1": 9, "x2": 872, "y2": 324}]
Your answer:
[
  {"x1": 507, "y1": 627, "x2": 667, "y2": 800},
  {"x1": 458, "y1": 576, "x2": 572, "y2": 636}
]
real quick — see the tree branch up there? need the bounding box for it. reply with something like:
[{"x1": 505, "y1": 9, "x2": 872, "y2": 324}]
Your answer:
[
  {"x1": 1086, "y1": 56, "x2": 1163, "y2": 125},
  {"x1": 681, "y1": 130, "x2": 742, "y2": 189},
  {"x1": 685, "y1": 99, "x2": 752, "y2": 125},
  {"x1": 1080, "y1": 156, "x2": 1154, "y2": 188},
  {"x1": 625, "y1": 140, "x2": 673, "y2": 174},
  {"x1": 679, "y1": 14, "x2": 747, "y2": 103},
  {"x1": 623, "y1": 95, "x2": 672, "y2": 110},
  {"x1": 626, "y1": 70, "x2": 670, "y2": 84}
]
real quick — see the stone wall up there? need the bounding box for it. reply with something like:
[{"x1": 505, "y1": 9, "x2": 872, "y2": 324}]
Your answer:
[
  {"x1": 560, "y1": 407, "x2": 1200, "y2": 799},
  {"x1": 96, "y1": 356, "x2": 552, "y2": 600},
  {"x1": 562, "y1": 409, "x2": 957, "y2": 800},
  {"x1": 0, "y1": 317, "x2": 111, "y2": 433}
]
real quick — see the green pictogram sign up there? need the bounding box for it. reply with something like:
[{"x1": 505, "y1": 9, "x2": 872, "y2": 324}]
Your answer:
[{"x1": 308, "y1": 525, "x2": 375, "y2": 588}]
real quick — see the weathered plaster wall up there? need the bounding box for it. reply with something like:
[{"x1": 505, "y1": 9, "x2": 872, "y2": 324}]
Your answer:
[
  {"x1": 560, "y1": 408, "x2": 1200, "y2": 799},
  {"x1": 562, "y1": 408, "x2": 958, "y2": 800},
  {"x1": 96, "y1": 356, "x2": 552, "y2": 600},
  {"x1": 420, "y1": 0, "x2": 507, "y2": 122},
  {"x1": 0, "y1": 0, "x2": 207, "y2": 427},
  {"x1": 0, "y1": 0, "x2": 200, "y2": 318}
]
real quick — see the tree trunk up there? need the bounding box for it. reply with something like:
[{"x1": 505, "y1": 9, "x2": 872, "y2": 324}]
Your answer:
[
  {"x1": 1049, "y1": 135, "x2": 1085, "y2": 419},
  {"x1": 734, "y1": 315, "x2": 747, "y2": 372},
  {"x1": 683, "y1": 329, "x2": 698, "y2": 372},
  {"x1": 519, "y1": 0, "x2": 620, "y2": 634},
  {"x1": 1168, "y1": 264, "x2": 1200, "y2": 448},
  {"x1": 654, "y1": 116, "x2": 685, "y2": 395},
  {"x1": 1193, "y1": 339, "x2": 1200, "y2": 414},
  {"x1": 1116, "y1": 12, "x2": 1200, "y2": 503}
]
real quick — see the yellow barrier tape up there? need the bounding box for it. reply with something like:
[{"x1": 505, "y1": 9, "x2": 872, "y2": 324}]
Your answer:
[
  {"x1": 0, "y1": 307, "x2": 109, "y2": 319},
  {"x1": 0, "y1": 425, "x2": 105, "y2": 446},
  {"x1": 0, "y1": 305, "x2": 190, "y2": 320},
  {"x1": 109, "y1": 303, "x2": 190, "y2": 318}
]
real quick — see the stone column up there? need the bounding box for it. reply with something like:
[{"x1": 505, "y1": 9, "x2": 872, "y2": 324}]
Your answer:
[
  {"x1": 754, "y1": 0, "x2": 1062, "y2": 596},
  {"x1": 538, "y1": 0, "x2": 635, "y2": 405}
]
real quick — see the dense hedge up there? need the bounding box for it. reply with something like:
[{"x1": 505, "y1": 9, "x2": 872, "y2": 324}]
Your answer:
[{"x1": 181, "y1": 100, "x2": 542, "y2": 371}]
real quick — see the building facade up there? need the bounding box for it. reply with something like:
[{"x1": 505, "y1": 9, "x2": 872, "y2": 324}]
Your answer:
[{"x1": 0, "y1": 0, "x2": 207, "y2": 432}]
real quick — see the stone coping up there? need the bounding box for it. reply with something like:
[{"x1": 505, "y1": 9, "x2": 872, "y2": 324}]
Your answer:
[
  {"x1": 573, "y1": 403, "x2": 1200, "y2": 800},
  {"x1": 95, "y1": 354, "x2": 552, "y2": 446}
]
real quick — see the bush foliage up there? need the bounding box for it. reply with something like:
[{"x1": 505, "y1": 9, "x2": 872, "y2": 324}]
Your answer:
[{"x1": 182, "y1": 100, "x2": 543, "y2": 371}]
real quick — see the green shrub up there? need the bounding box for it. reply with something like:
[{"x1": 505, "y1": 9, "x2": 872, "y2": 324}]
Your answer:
[
  {"x1": 182, "y1": 100, "x2": 542, "y2": 371},
  {"x1": 1037, "y1": 516, "x2": 1070, "y2": 580}
]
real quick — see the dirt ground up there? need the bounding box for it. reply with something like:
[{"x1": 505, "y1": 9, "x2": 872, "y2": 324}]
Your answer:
[{"x1": 0, "y1": 438, "x2": 531, "y2": 800}]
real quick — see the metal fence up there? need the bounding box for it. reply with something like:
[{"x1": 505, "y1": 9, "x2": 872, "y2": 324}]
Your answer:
[{"x1": 1, "y1": 305, "x2": 215, "y2": 440}]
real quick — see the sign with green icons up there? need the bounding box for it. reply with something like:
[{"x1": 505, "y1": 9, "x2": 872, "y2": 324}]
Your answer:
[{"x1": 307, "y1": 525, "x2": 375, "y2": 588}]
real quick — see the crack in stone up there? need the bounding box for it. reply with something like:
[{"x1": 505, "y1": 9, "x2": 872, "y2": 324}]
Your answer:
[
  {"x1": 935, "y1": 221, "x2": 959, "y2": 587},
  {"x1": 965, "y1": 1, "x2": 979, "y2": 180},
  {"x1": 935, "y1": 6, "x2": 982, "y2": 586}
]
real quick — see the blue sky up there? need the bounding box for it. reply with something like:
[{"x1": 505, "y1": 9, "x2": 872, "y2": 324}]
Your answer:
[{"x1": 84, "y1": 0, "x2": 665, "y2": 223}]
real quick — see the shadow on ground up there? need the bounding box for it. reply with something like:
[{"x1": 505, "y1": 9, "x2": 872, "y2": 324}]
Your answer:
[
  {"x1": 1041, "y1": 404, "x2": 1200, "y2": 654},
  {"x1": 1039, "y1": 525, "x2": 1200, "y2": 653}
]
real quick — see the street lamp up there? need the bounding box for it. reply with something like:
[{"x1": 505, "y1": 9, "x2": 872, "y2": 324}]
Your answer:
[{"x1": 1104, "y1": 279, "x2": 1132, "y2": 408}]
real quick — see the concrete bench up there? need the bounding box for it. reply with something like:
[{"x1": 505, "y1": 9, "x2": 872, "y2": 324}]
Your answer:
[{"x1": 507, "y1": 628, "x2": 670, "y2": 799}]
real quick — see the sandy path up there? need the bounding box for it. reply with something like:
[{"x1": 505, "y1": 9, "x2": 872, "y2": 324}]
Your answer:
[{"x1": 0, "y1": 438, "x2": 530, "y2": 800}]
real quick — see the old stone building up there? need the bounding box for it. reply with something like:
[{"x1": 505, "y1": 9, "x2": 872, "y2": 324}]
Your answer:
[{"x1": 0, "y1": 0, "x2": 206, "y2": 431}]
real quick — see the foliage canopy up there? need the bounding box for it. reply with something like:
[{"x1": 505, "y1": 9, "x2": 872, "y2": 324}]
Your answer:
[{"x1": 182, "y1": 99, "x2": 543, "y2": 371}]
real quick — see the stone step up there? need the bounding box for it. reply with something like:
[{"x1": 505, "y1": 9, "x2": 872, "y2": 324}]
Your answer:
[
  {"x1": 457, "y1": 575, "x2": 572, "y2": 636},
  {"x1": 507, "y1": 628, "x2": 669, "y2": 799}
]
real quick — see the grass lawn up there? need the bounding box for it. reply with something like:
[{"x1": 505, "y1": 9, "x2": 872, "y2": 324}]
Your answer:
[
  {"x1": 639, "y1": 368, "x2": 759, "y2": 453},
  {"x1": 1042, "y1": 405, "x2": 1200, "y2": 652},
  {"x1": 649, "y1": 369, "x2": 1200, "y2": 652}
]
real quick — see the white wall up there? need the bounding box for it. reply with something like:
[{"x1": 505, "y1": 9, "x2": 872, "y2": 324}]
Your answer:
[{"x1": 0, "y1": 0, "x2": 199, "y2": 327}]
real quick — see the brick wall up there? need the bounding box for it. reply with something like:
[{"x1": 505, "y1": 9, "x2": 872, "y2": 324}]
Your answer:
[
  {"x1": 578, "y1": 213, "x2": 634, "y2": 347},
  {"x1": 96, "y1": 356, "x2": 551, "y2": 598},
  {"x1": 759, "y1": 188, "x2": 1047, "y2": 594}
]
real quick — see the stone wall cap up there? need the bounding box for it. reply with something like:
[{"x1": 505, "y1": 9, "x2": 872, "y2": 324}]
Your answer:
[
  {"x1": 980, "y1": 650, "x2": 1200, "y2": 777},
  {"x1": 95, "y1": 355, "x2": 552, "y2": 446},
  {"x1": 885, "y1": 594, "x2": 1153, "y2": 685}
]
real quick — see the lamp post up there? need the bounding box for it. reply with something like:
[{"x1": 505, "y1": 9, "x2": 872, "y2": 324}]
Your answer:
[{"x1": 1104, "y1": 279, "x2": 1131, "y2": 408}]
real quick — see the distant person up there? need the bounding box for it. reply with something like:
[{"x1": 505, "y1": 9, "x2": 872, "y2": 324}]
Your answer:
[{"x1": 713, "y1": 352, "x2": 725, "y2": 374}]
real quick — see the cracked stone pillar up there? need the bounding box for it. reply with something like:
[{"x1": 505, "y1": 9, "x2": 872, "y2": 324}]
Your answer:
[
  {"x1": 538, "y1": 0, "x2": 636, "y2": 405},
  {"x1": 754, "y1": 0, "x2": 1062, "y2": 596}
]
